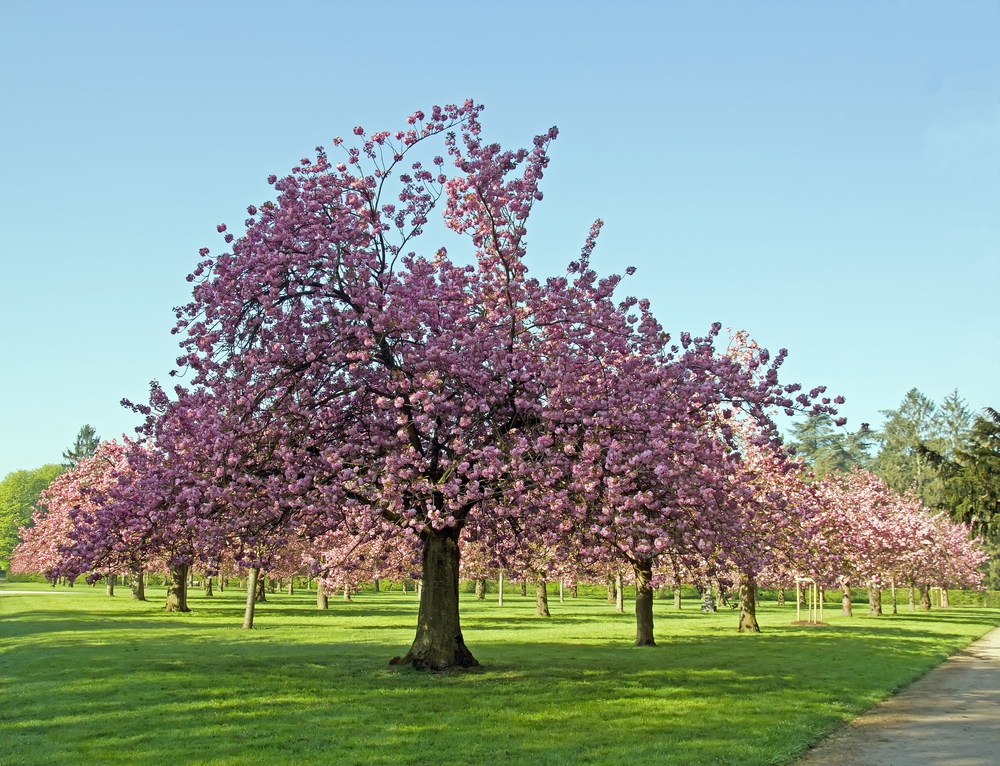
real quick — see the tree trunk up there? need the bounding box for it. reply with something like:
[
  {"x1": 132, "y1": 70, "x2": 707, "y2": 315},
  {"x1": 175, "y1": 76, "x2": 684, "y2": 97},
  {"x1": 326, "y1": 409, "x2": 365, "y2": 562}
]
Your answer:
[
  {"x1": 164, "y1": 564, "x2": 190, "y2": 612},
  {"x1": 909, "y1": 586, "x2": 916, "y2": 611},
  {"x1": 287, "y1": 580, "x2": 294, "y2": 596},
  {"x1": 218, "y1": 576, "x2": 225, "y2": 592},
  {"x1": 535, "y1": 578, "x2": 550, "y2": 617},
  {"x1": 203, "y1": 576, "x2": 213, "y2": 597},
  {"x1": 868, "y1": 583, "x2": 882, "y2": 617},
  {"x1": 674, "y1": 585, "x2": 682, "y2": 610},
  {"x1": 738, "y1": 573, "x2": 760, "y2": 633},
  {"x1": 842, "y1": 583, "x2": 853, "y2": 616},
  {"x1": 520, "y1": 580, "x2": 527, "y2": 597},
  {"x1": 615, "y1": 573, "x2": 624, "y2": 614},
  {"x1": 559, "y1": 580, "x2": 564, "y2": 603},
  {"x1": 399, "y1": 525, "x2": 478, "y2": 670},
  {"x1": 498, "y1": 570, "x2": 504, "y2": 606},
  {"x1": 890, "y1": 578, "x2": 897, "y2": 614},
  {"x1": 130, "y1": 568, "x2": 146, "y2": 601},
  {"x1": 919, "y1": 584, "x2": 931, "y2": 611},
  {"x1": 607, "y1": 578, "x2": 616, "y2": 603},
  {"x1": 634, "y1": 560, "x2": 655, "y2": 646},
  {"x1": 777, "y1": 588, "x2": 785, "y2": 607},
  {"x1": 940, "y1": 588, "x2": 950, "y2": 608},
  {"x1": 344, "y1": 584, "x2": 352, "y2": 601},
  {"x1": 401, "y1": 579, "x2": 407, "y2": 595},
  {"x1": 475, "y1": 578, "x2": 486, "y2": 600},
  {"x1": 105, "y1": 574, "x2": 115, "y2": 597},
  {"x1": 317, "y1": 580, "x2": 328, "y2": 610},
  {"x1": 373, "y1": 578, "x2": 379, "y2": 593},
  {"x1": 571, "y1": 584, "x2": 578, "y2": 598},
  {"x1": 255, "y1": 572, "x2": 267, "y2": 603},
  {"x1": 242, "y1": 567, "x2": 259, "y2": 629}
]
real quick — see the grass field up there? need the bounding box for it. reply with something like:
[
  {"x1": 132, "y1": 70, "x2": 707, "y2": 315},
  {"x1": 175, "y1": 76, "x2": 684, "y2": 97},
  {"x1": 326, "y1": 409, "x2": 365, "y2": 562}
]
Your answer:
[{"x1": 2, "y1": 581, "x2": 998, "y2": 765}]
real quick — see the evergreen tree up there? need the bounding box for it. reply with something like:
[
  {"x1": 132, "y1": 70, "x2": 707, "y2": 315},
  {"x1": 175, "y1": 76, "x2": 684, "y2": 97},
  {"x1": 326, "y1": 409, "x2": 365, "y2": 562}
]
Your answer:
[
  {"x1": 871, "y1": 389, "x2": 940, "y2": 504},
  {"x1": 62, "y1": 425, "x2": 101, "y2": 468},
  {"x1": 787, "y1": 412, "x2": 874, "y2": 479}
]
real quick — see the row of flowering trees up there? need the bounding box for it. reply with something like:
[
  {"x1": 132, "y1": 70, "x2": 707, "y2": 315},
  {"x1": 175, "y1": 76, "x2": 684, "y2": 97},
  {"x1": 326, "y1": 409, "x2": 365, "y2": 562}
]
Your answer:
[{"x1": 9, "y1": 102, "x2": 988, "y2": 668}]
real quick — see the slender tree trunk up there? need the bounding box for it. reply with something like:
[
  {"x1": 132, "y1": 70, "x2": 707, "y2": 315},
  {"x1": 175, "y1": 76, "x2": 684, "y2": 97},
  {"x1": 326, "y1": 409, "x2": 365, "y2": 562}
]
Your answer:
[
  {"x1": 218, "y1": 576, "x2": 225, "y2": 592},
  {"x1": 777, "y1": 588, "x2": 785, "y2": 607},
  {"x1": 105, "y1": 573, "x2": 115, "y2": 597},
  {"x1": 674, "y1": 585, "x2": 682, "y2": 610},
  {"x1": 164, "y1": 564, "x2": 190, "y2": 612},
  {"x1": 287, "y1": 579, "x2": 294, "y2": 596},
  {"x1": 520, "y1": 580, "x2": 527, "y2": 597},
  {"x1": 559, "y1": 580, "x2": 564, "y2": 604},
  {"x1": 130, "y1": 568, "x2": 146, "y2": 601},
  {"x1": 615, "y1": 573, "x2": 624, "y2": 614},
  {"x1": 255, "y1": 572, "x2": 267, "y2": 603},
  {"x1": 373, "y1": 578, "x2": 379, "y2": 593},
  {"x1": 242, "y1": 567, "x2": 260, "y2": 629},
  {"x1": 498, "y1": 570, "x2": 504, "y2": 606},
  {"x1": 317, "y1": 580, "x2": 328, "y2": 610},
  {"x1": 344, "y1": 584, "x2": 351, "y2": 601},
  {"x1": 536, "y1": 578, "x2": 550, "y2": 617},
  {"x1": 738, "y1": 573, "x2": 760, "y2": 633},
  {"x1": 399, "y1": 525, "x2": 478, "y2": 670},
  {"x1": 401, "y1": 579, "x2": 407, "y2": 595},
  {"x1": 607, "y1": 578, "x2": 616, "y2": 603},
  {"x1": 919, "y1": 584, "x2": 931, "y2": 611},
  {"x1": 909, "y1": 586, "x2": 916, "y2": 611},
  {"x1": 940, "y1": 588, "x2": 950, "y2": 608},
  {"x1": 571, "y1": 583, "x2": 578, "y2": 598},
  {"x1": 204, "y1": 576, "x2": 213, "y2": 597},
  {"x1": 842, "y1": 583, "x2": 853, "y2": 616},
  {"x1": 634, "y1": 560, "x2": 655, "y2": 646},
  {"x1": 475, "y1": 578, "x2": 486, "y2": 600},
  {"x1": 868, "y1": 583, "x2": 882, "y2": 617}
]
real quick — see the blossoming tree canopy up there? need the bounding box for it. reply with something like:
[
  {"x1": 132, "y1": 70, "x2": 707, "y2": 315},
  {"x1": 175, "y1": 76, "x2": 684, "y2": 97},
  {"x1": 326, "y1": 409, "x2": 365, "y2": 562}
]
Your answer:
[{"x1": 141, "y1": 102, "x2": 841, "y2": 668}]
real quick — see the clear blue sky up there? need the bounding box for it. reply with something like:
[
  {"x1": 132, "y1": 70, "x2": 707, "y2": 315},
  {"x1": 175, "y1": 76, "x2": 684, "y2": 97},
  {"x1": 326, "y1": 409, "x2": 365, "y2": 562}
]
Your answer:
[{"x1": 1, "y1": 1, "x2": 997, "y2": 477}]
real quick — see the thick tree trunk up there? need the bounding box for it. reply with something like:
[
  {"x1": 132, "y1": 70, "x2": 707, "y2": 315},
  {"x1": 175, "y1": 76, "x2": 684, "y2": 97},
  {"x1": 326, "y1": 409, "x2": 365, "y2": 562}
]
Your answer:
[
  {"x1": 242, "y1": 567, "x2": 260, "y2": 629},
  {"x1": 535, "y1": 579, "x2": 550, "y2": 617},
  {"x1": 615, "y1": 573, "x2": 624, "y2": 614},
  {"x1": 674, "y1": 585, "x2": 682, "y2": 610},
  {"x1": 399, "y1": 526, "x2": 478, "y2": 670},
  {"x1": 919, "y1": 584, "x2": 931, "y2": 611},
  {"x1": 842, "y1": 583, "x2": 853, "y2": 616},
  {"x1": 738, "y1": 574, "x2": 760, "y2": 633},
  {"x1": 204, "y1": 576, "x2": 213, "y2": 597},
  {"x1": 218, "y1": 576, "x2": 225, "y2": 592},
  {"x1": 317, "y1": 580, "x2": 328, "y2": 610},
  {"x1": 130, "y1": 569, "x2": 146, "y2": 601},
  {"x1": 164, "y1": 564, "x2": 190, "y2": 612},
  {"x1": 940, "y1": 588, "x2": 950, "y2": 608},
  {"x1": 634, "y1": 560, "x2": 655, "y2": 646},
  {"x1": 475, "y1": 578, "x2": 486, "y2": 600},
  {"x1": 868, "y1": 583, "x2": 882, "y2": 617},
  {"x1": 105, "y1": 574, "x2": 115, "y2": 597}
]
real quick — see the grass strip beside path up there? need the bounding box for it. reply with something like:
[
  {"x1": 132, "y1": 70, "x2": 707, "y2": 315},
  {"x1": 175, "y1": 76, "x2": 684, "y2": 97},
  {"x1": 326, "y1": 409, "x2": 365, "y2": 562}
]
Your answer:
[{"x1": 1, "y1": 582, "x2": 998, "y2": 765}]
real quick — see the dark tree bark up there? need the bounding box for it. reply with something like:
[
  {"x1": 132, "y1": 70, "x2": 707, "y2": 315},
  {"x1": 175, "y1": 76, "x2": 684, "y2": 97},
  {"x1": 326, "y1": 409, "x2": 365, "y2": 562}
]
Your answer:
[
  {"x1": 842, "y1": 583, "x2": 853, "y2": 616},
  {"x1": 737, "y1": 574, "x2": 760, "y2": 633},
  {"x1": 919, "y1": 584, "x2": 932, "y2": 611},
  {"x1": 634, "y1": 560, "x2": 655, "y2": 646},
  {"x1": 535, "y1": 578, "x2": 550, "y2": 617},
  {"x1": 242, "y1": 567, "x2": 260, "y2": 629},
  {"x1": 868, "y1": 583, "x2": 882, "y2": 617},
  {"x1": 130, "y1": 569, "x2": 146, "y2": 601},
  {"x1": 204, "y1": 576, "x2": 214, "y2": 597},
  {"x1": 373, "y1": 578, "x2": 379, "y2": 593},
  {"x1": 475, "y1": 578, "x2": 486, "y2": 600},
  {"x1": 399, "y1": 525, "x2": 479, "y2": 670},
  {"x1": 255, "y1": 572, "x2": 267, "y2": 603},
  {"x1": 164, "y1": 564, "x2": 190, "y2": 612},
  {"x1": 520, "y1": 580, "x2": 527, "y2": 597}
]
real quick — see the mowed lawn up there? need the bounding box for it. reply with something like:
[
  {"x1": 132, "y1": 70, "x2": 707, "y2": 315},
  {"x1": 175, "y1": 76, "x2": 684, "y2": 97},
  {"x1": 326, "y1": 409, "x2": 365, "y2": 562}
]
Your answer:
[{"x1": 1, "y1": 582, "x2": 998, "y2": 766}]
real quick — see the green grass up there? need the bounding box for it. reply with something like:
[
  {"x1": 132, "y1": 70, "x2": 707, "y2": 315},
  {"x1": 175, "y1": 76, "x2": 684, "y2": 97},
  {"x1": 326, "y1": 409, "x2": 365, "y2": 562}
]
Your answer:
[{"x1": 1, "y1": 582, "x2": 998, "y2": 765}]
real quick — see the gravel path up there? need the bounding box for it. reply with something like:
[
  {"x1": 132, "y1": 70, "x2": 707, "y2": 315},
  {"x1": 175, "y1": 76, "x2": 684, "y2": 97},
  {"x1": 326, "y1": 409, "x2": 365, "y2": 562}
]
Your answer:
[{"x1": 796, "y1": 626, "x2": 1000, "y2": 766}]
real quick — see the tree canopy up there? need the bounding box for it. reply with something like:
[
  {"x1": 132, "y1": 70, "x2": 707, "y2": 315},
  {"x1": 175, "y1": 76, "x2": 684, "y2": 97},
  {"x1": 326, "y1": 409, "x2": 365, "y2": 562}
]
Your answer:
[{"x1": 0, "y1": 464, "x2": 64, "y2": 569}]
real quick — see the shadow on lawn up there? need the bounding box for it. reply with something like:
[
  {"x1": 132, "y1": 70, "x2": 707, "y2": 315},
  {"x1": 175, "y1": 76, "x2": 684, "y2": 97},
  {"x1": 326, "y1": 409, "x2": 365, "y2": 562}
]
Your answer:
[{"x1": 3, "y1": 620, "x2": 991, "y2": 766}]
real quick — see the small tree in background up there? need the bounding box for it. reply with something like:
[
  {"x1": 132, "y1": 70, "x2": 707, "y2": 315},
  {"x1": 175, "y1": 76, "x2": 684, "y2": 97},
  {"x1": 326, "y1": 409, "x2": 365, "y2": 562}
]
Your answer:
[{"x1": 63, "y1": 425, "x2": 101, "y2": 468}]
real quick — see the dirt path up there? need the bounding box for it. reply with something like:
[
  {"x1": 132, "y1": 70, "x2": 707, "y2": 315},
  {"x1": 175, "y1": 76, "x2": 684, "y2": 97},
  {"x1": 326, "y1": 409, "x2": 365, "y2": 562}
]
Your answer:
[{"x1": 796, "y1": 626, "x2": 1000, "y2": 765}]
